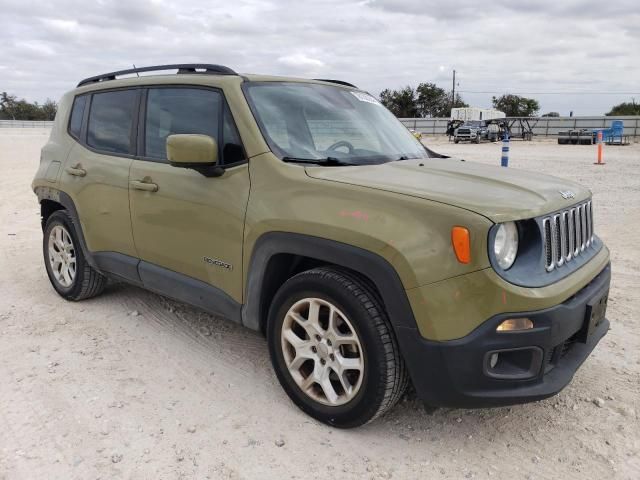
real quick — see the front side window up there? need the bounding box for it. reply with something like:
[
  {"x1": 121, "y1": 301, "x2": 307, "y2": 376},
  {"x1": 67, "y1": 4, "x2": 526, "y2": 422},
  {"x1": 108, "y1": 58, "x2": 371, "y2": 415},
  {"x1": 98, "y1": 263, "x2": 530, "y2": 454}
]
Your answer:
[
  {"x1": 87, "y1": 90, "x2": 137, "y2": 155},
  {"x1": 69, "y1": 95, "x2": 87, "y2": 139},
  {"x1": 145, "y1": 88, "x2": 220, "y2": 160},
  {"x1": 144, "y1": 87, "x2": 244, "y2": 164},
  {"x1": 244, "y1": 82, "x2": 428, "y2": 164}
]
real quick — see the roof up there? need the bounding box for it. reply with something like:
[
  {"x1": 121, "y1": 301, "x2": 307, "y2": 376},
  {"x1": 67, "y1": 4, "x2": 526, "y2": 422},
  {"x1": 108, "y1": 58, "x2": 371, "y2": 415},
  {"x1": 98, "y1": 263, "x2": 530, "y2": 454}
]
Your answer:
[{"x1": 74, "y1": 64, "x2": 358, "y2": 94}]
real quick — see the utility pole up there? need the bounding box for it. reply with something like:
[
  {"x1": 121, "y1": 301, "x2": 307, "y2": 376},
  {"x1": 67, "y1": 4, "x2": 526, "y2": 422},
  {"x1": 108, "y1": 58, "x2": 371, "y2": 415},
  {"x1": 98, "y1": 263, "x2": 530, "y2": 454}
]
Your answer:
[{"x1": 452, "y1": 69, "x2": 456, "y2": 112}]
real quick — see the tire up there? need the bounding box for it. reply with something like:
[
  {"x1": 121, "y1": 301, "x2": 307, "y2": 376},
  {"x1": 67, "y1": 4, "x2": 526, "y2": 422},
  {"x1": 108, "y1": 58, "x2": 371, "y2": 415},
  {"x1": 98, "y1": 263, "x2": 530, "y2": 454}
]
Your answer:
[
  {"x1": 267, "y1": 267, "x2": 409, "y2": 428},
  {"x1": 454, "y1": 138, "x2": 460, "y2": 144},
  {"x1": 43, "y1": 210, "x2": 106, "y2": 301}
]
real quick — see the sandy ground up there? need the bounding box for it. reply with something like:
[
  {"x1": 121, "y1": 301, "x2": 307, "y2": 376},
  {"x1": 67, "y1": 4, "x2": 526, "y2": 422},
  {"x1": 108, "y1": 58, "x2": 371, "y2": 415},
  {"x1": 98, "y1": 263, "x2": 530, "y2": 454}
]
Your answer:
[{"x1": 0, "y1": 129, "x2": 639, "y2": 479}]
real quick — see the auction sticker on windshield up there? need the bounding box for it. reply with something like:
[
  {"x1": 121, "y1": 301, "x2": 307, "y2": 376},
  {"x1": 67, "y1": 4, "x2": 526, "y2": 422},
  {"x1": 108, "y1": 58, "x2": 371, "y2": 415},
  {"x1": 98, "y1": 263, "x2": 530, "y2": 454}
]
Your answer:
[{"x1": 350, "y1": 91, "x2": 381, "y2": 105}]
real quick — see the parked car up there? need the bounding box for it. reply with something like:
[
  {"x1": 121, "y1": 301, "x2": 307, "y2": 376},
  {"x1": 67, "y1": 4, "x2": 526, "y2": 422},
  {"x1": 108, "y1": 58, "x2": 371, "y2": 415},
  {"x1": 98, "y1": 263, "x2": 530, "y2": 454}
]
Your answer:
[
  {"x1": 454, "y1": 120, "x2": 500, "y2": 143},
  {"x1": 33, "y1": 64, "x2": 610, "y2": 428}
]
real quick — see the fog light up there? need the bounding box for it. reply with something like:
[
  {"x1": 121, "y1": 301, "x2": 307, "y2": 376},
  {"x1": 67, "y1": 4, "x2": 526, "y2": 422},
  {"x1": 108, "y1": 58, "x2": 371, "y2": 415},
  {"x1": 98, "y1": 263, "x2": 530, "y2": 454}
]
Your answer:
[{"x1": 496, "y1": 318, "x2": 533, "y2": 332}]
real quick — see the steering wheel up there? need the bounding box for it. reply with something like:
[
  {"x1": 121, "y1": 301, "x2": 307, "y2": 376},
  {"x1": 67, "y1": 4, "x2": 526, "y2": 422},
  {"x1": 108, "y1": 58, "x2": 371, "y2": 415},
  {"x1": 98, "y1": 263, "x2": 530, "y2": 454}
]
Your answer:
[{"x1": 327, "y1": 140, "x2": 355, "y2": 154}]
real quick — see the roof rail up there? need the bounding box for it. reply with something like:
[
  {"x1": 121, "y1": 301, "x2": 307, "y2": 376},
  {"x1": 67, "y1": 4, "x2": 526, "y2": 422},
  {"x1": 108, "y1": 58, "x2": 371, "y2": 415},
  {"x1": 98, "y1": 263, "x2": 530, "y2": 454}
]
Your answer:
[
  {"x1": 313, "y1": 79, "x2": 358, "y2": 88},
  {"x1": 77, "y1": 64, "x2": 238, "y2": 87}
]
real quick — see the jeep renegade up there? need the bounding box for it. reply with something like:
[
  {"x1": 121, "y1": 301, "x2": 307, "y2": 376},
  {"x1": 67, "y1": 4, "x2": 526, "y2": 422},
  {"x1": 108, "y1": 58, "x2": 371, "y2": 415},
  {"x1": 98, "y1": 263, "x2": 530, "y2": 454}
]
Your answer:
[{"x1": 32, "y1": 64, "x2": 610, "y2": 428}]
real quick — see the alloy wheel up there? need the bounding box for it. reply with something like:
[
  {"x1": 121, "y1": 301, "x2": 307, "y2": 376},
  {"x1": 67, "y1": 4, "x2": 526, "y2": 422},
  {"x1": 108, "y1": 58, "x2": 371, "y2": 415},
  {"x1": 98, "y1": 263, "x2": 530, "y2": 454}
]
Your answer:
[
  {"x1": 281, "y1": 297, "x2": 364, "y2": 406},
  {"x1": 48, "y1": 225, "x2": 77, "y2": 288}
]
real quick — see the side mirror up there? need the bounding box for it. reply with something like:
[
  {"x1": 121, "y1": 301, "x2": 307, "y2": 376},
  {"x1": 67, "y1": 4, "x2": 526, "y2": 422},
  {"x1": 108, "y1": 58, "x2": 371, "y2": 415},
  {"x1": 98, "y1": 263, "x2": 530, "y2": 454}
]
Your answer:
[{"x1": 166, "y1": 134, "x2": 224, "y2": 177}]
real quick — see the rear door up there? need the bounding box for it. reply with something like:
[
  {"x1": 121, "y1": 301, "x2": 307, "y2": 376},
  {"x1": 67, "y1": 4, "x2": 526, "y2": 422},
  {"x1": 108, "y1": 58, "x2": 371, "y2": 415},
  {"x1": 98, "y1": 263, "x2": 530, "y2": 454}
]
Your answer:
[
  {"x1": 63, "y1": 89, "x2": 139, "y2": 260},
  {"x1": 129, "y1": 86, "x2": 249, "y2": 303}
]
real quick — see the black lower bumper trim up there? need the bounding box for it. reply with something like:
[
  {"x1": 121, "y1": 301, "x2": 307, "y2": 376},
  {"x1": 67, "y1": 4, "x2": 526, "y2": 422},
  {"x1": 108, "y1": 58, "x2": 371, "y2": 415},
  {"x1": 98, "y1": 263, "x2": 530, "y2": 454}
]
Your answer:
[{"x1": 397, "y1": 263, "x2": 611, "y2": 408}]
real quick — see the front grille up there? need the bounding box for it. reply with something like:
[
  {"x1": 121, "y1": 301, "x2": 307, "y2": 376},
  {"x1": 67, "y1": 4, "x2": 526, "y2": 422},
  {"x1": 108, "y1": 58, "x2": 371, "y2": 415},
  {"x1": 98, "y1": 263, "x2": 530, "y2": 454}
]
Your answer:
[{"x1": 543, "y1": 200, "x2": 594, "y2": 272}]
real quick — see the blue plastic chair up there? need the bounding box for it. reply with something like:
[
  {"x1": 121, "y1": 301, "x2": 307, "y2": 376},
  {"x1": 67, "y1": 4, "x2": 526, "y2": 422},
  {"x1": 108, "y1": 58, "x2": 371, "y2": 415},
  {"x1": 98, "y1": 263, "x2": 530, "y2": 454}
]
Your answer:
[{"x1": 608, "y1": 120, "x2": 624, "y2": 141}]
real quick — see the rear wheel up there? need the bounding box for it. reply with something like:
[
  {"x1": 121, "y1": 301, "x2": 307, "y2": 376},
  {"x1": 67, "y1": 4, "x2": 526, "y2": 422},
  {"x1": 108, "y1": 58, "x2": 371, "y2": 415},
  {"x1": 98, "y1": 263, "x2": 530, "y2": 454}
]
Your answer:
[
  {"x1": 43, "y1": 210, "x2": 106, "y2": 301},
  {"x1": 267, "y1": 267, "x2": 408, "y2": 428}
]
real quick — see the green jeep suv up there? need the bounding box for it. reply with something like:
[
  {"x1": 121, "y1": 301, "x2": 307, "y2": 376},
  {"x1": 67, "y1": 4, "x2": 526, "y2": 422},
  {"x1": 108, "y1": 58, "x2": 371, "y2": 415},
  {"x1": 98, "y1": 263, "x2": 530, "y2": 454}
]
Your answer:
[{"x1": 32, "y1": 64, "x2": 610, "y2": 428}]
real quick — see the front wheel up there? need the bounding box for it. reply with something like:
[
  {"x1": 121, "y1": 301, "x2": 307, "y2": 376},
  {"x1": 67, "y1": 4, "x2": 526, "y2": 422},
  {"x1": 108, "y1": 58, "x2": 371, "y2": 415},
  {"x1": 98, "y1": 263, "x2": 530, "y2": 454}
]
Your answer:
[{"x1": 267, "y1": 267, "x2": 408, "y2": 428}]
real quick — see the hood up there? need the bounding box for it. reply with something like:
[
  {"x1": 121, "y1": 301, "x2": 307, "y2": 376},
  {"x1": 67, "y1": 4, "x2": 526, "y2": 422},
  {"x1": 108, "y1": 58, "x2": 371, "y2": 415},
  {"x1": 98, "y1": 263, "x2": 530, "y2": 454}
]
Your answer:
[{"x1": 305, "y1": 158, "x2": 591, "y2": 223}]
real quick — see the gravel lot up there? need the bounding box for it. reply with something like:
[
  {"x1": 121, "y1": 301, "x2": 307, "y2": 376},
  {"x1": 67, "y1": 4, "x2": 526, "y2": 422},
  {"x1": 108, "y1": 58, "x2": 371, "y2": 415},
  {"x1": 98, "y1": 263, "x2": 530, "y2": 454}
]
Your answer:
[{"x1": 1, "y1": 129, "x2": 639, "y2": 479}]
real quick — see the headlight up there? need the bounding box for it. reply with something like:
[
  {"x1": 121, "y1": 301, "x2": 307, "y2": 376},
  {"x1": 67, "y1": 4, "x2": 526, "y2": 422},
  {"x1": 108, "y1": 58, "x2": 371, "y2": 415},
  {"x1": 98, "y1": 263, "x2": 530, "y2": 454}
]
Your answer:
[{"x1": 493, "y1": 222, "x2": 519, "y2": 270}]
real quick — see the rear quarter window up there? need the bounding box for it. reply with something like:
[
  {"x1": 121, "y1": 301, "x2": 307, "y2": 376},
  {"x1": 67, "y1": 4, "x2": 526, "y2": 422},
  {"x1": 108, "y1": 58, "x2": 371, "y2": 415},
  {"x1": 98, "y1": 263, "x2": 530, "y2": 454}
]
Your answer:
[{"x1": 68, "y1": 95, "x2": 87, "y2": 140}]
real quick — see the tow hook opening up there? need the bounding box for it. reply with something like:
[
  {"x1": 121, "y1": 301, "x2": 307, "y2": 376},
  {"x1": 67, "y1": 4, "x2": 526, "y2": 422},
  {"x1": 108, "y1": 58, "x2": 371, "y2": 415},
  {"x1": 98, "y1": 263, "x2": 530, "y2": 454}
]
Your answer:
[{"x1": 484, "y1": 346, "x2": 543, "y2": 380}]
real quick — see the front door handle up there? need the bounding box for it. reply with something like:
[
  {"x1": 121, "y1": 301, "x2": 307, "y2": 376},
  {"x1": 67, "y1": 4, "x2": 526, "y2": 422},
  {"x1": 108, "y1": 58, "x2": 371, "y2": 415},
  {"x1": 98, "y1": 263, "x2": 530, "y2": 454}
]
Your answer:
[
  {"x1": 130, "y1": 180, "x2": 159, "y2": 192},
  {"x1": 65, "y1": 165, "x2": 86, "y2": 177}
]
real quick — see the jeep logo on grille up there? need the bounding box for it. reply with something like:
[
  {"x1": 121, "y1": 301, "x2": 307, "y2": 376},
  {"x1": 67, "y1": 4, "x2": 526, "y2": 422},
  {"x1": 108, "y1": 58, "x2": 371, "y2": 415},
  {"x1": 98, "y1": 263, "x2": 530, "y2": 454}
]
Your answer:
[{"x1": 559, "y1": 190, "x2": 575, "y2": 199}]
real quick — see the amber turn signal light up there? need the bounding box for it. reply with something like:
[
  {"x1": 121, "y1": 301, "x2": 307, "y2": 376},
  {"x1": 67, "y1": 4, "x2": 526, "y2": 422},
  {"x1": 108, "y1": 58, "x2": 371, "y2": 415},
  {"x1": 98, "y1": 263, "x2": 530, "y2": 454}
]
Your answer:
[
  {"x1": 496, "y1": 318, "x2": 533, "y2": 332},
  {"x1": 451, "y1": 226, "x2": 471, "y2": 264}
]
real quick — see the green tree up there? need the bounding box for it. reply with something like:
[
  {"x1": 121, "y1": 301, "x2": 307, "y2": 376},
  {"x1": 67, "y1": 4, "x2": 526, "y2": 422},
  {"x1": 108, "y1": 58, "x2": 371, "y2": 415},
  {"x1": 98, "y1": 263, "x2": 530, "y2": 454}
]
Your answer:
[
  {"x1": 492, "y1": 94, "x2": 540, "y2": 117},
  {"x1": 13, "y1": 100, "x2": 41, "y2": 120},
  {"x1": 415, "y1": 82, "x2": 448, "y2": 117},
  {"x1": 40, "y1": 99, "x2": 58, "y2": 120},
  {"x1": 606, "y1": 100, "x2": 640, "y2": 116},
  {"x1": 380, "y1": 84, "x2": 467, "y2": 118},
  {"x1": 379, "y1": 88, "x2": 395, "y2": 111},
  {"x1": 0, "y1": 92, "x2": 18, "y2": 120},
  {"x1": 0, "y1": 92, "x2": 57, "y2": 120},
  {"x1": 378, "y1": 86, "x2": 419, "y2": 118}
]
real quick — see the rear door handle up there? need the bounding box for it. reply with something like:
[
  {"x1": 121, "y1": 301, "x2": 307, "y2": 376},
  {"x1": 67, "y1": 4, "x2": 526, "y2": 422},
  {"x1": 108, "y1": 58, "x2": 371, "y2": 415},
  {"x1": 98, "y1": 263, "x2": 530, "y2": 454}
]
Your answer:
[
  {"x1": 65, "y1": 165, "x2": 86, "y2": 177},
  {"x1": 130, "y1": 180, "x2": 159, "y2": 192}
]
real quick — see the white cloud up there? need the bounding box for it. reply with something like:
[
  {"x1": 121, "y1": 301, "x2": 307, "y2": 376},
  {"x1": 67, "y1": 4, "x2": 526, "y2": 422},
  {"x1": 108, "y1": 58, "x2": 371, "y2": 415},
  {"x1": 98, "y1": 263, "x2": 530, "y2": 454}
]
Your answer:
[
  {"x1": 277, "y1": 54, "x2": 325, "y2": 69},
  {"x1": 1, "y1": 0, "x2": 639, "y2": 114},
  {"x1": 41, "y1": 19, "x2": 79, "y2": 33}
]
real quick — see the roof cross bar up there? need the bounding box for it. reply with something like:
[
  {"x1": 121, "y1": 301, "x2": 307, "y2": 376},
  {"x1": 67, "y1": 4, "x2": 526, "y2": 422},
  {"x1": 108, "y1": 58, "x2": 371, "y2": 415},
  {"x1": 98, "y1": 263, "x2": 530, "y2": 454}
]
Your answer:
[{"x1": 77, "y1": 64, "x2": 237, "y2": 87}]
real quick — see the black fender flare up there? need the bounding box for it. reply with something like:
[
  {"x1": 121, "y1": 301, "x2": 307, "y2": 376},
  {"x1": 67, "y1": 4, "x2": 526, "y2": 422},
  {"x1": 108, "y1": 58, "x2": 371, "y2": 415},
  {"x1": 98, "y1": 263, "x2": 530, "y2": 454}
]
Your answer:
[
  {"x1": 241, "y1": 232, "x2": 419, "y2": 333},
  {"x1": 35, "y1": 187, "x2": 98, "y2": 271}
]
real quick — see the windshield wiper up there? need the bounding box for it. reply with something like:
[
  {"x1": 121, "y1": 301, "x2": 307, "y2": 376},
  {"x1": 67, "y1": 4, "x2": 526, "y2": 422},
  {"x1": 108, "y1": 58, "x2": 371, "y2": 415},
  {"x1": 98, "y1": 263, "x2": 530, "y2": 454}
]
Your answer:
[{"x1": 281, "y1": 156, "x2": 356, "y2": 166}]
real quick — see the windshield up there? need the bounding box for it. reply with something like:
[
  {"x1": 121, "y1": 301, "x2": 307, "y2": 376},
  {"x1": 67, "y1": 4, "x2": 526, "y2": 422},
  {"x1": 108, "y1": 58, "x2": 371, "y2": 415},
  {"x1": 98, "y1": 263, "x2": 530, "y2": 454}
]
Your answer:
[{"x1": 244, "y1": 82, "x2": 429, "y2": 164}]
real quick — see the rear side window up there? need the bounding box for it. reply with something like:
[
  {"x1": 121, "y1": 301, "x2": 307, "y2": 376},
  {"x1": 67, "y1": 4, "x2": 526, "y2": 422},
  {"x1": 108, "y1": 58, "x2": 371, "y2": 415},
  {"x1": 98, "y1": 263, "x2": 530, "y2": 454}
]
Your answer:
[
  {"x1": 87, "y1": 90, "x2": 137, "y2": 155},
  {"x1": 68, "y1": 95, "x2": 87, "y2": 139},
  {"x1": 144, "y1": 87, "x2": 244, "y2": 164}
]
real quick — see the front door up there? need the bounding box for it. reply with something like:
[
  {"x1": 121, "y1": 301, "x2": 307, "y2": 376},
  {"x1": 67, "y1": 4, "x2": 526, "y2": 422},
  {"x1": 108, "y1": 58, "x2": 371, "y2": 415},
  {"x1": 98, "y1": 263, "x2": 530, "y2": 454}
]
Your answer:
[{"x1": 129, "y1": 86, "x2": 249, "y2": 303}]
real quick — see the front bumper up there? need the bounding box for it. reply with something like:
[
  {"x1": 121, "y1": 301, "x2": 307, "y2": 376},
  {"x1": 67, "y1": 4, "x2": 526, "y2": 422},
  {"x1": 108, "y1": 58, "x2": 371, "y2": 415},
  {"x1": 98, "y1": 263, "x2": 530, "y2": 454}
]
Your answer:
[{"x1": 396, "y1": 263, "x2": 610, "y2": 408}]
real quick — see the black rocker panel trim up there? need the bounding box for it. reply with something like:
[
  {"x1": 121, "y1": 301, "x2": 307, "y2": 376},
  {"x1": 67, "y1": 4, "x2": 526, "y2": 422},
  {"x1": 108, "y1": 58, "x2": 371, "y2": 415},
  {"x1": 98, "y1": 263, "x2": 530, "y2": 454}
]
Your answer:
[
  {"x1": 138, "y1": 261, "x2": 242, "y2": 323},
  {"x1": 92, "y1": 252, "x2": 142, "y2": 286}
]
